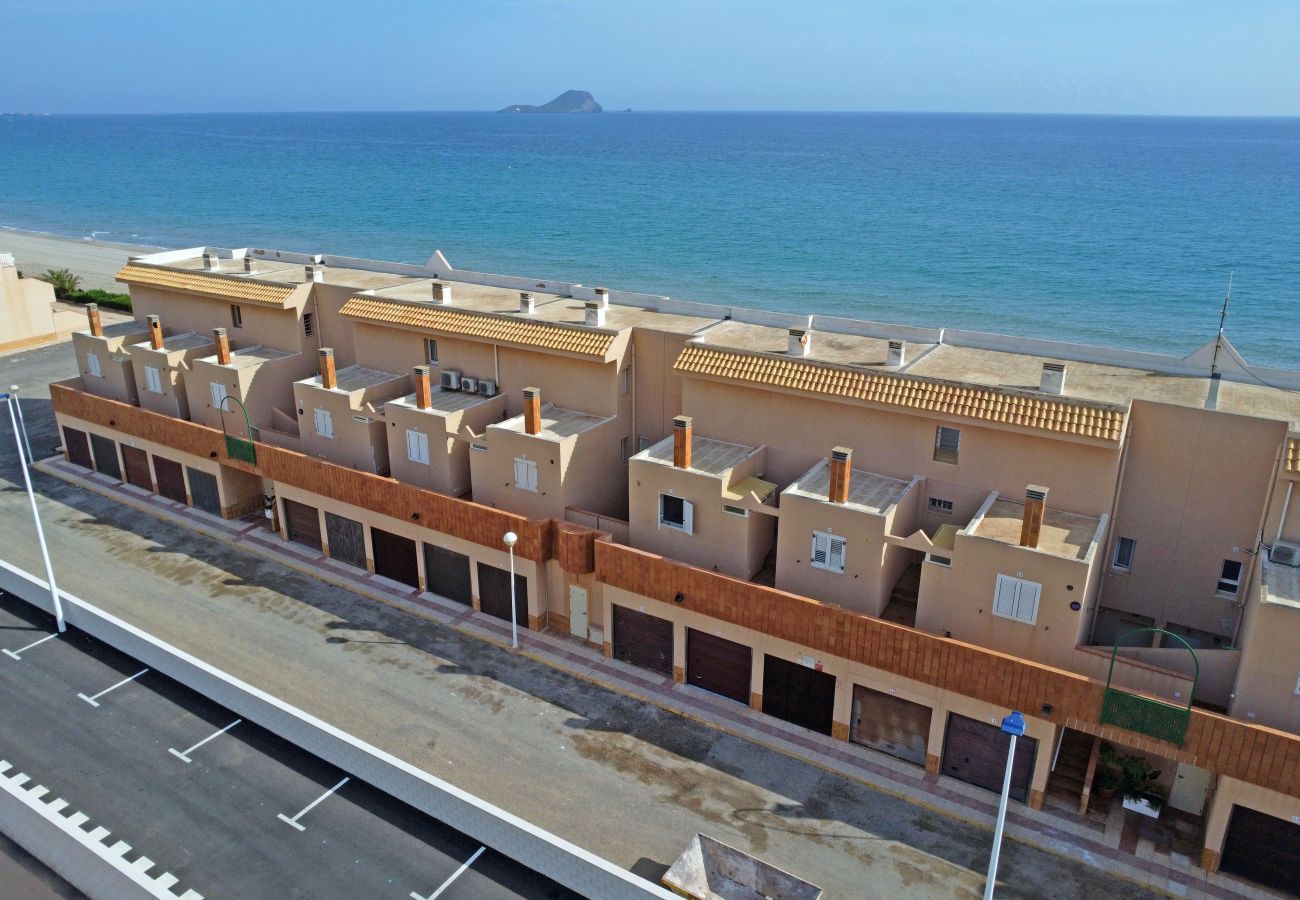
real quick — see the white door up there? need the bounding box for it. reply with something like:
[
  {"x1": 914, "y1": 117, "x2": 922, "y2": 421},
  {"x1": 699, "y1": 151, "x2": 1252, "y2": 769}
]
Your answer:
[
  {"x1": 568, "y1": 585, "x2": 588, "y2": 639},
  {"x1": 1168, "y1": 762, "x2": 1213, "y2": 816}
]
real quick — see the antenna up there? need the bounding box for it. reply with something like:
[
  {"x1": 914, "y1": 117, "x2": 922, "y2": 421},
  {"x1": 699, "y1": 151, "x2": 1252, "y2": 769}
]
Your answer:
[{"x1": 1210, "y1": 271, "x2": 1232, "y2": 376}]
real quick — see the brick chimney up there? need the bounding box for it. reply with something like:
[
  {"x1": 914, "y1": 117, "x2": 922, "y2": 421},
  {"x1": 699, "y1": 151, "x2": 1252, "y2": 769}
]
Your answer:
[
  {"x1": 887, "y1": 340, "x2": 905, "y2": 367},
  {"x1": 519, "y1": 292, "x2": 535, "y2": 314},
  {"x1": 213, "y1": 328, "x2": 231, "y2": 365},
  {"x1": 584, "y1": 301, "x2": 606, "y2": 327},
  {"x1": 788, "y1": 328, "x2": 810, "y2": 357},
  {"x1": 673, "y1": 415, "x2": 693, "y2": 469},
  {"x1": 1040, "y1": 362, "x2": 1066, "y2": 395},
  {"x1": 828, "y1": 447, "x2": 852, "y2": 503},
  {"x1": 594, "y1": 286, "x2": 610, "y2": 308},
  {"x1": 1019, "y1": 485, "x2": 1049, "y2": 549},
  {"x1": 430, "y1": 281, "x2": 452, "y2": 305},
  {"x1": 85, "y1": 303, "x2": 103, "y2": 337},
  {"x1": 147, "y1": 315, "x2": 164, "y2": 350},
  {"x1": 319, "y1": 348, "x2": 337, "y2": 390},
  {"x1": 523, "y1": 387, "x2": 542, "y2": 435},
  {"x1": 412, "y1": 365, "x2": 432, "y2": 409}
]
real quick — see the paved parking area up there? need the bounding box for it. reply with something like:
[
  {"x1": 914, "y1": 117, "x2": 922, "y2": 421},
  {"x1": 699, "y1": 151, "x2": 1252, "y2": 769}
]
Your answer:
[{"x1": 0, "y1": 593, "x2": 577, "y2": 900}]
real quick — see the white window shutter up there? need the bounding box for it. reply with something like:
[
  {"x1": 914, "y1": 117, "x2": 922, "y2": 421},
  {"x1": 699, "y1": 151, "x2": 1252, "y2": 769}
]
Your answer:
[
  {"x1": 1015, "y1": 580, "x2": 1041, "y2": 623},
  {"x1": 811, "y1": 533, "x2": 828, "y2": 566},
  {"x1": 828, "y1": 536, "x2": 846, "y2": 572},
  {"x1": 86, "y1": 353, "x2": 102, "y2": 378},
  {"x1": 210, "y1": 382, "x2": 228, "y2": 410},
  {"x1": 681, "y1": 500, "x2": 694, "y2": 535},
  {"x1": 314, "y1": 408, "x2": 333, "y2": 438},
  {"x1": 145, "y1": 366, "x2": 162, "y2": 394},
  {"x1": 993, "y1": 575, "x2": 1019, "y2": 618}
]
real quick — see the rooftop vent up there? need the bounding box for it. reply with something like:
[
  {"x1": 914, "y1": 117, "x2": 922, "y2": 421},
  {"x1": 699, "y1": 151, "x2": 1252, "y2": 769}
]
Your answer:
[
  {"x1": 585, "y1": 301, "x2": 606, "y2": 327},
  {"x1": 430, "y1": 281, "x2": 452, "y2": 305},
  {"x1": 829, "y1": 447, "x2": 852, "y2": 504},
  {"x1": 1040, "y1": 362, "x2": 1067, "y2": 395},
  {"x1": 594, "y1": 286, "x2": 610, "y2": 308},
  {"x1": 305, "y1": 265, "x2": 325, "y2": 283},
  {"x1": 243, "y1": 256, "x2": 256, "y2": 274},
  {"x1": 788, "y1": 328, "x2": 810, "y2": 357},
  {"x1": 202, "y1": 252, "x2": 218, "y2": 271},
  {"x1": 887, "y1": 340, "x2": 905, "y2": 367},
  {"x1": 519, "y1": 292, "x2": 535, "y2": 314}
]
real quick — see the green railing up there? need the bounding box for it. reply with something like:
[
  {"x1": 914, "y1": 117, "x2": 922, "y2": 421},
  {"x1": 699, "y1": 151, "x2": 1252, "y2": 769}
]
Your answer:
[
  {"x1": 218, "y1": 396, "x2": 256, "y2": 466},
  {"x1": 1100, "y1": 628, "x2": 1197, "y2": 746}
]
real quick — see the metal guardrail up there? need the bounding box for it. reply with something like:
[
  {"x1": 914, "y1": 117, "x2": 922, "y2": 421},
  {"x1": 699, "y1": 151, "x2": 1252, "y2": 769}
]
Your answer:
[{"x1": 1099, "y1": 688, "x2": 1191, "y2": 746}]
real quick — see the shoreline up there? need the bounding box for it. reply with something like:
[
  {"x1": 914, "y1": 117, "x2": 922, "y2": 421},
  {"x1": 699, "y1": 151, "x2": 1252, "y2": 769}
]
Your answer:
[{"x1": 0, "y1": 227, "x2": 163, "y2": 291}]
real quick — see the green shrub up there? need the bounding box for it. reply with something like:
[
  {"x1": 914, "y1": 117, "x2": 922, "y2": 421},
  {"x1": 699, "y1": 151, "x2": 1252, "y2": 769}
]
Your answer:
[
  {"x1": 37, "y1": 268, "x2": 82, "y2": 299},
  {"x1": 65, "y1": 288, "x2": 132, "y2": 311}
]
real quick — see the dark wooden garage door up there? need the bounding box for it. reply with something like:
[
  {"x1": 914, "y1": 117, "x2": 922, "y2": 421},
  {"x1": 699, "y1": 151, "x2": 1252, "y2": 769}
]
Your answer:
[
  {"x1": 477, "y1": 562, "x2": 528, "y2": 627},
  {"x1": 942, "y1": 713, "x2": 1037, "y2": 803},
  {"x1": 611, "y1": 606, "x2": 674, "y2": 676},
  {"x1": 424, "y1": 544, "x2": 472, "y2": 605},
  {"x1": 90, "y1": 434, "x2": 120, "y2": 480},
  {"x1": 325, "y1": 513, "x2": 366, "y2": 570},
  {"x1": 187, "y1": 468, "x2": 220, "y2": 515},
  {"x1": 687, "y1": 629, "x2": 751, "y2": 703},
  {"x1": 153, "y1": 455, "x2": 187, "y2": 504},
  {"x1": 372, "y1": 528, "x2": 419, "y2": 589},
  {"x1": 762, "y1": 655, "x2": 836, "y2": 735},
  {"x1": 63, "y1": 426, "x2": 93, "y2": 469},
  {"x1": 121, "y1": 445, "x2": 153, "y2": 491},
  {"x1": 282, "y1": 498, "x2": 322, "y2": 551},
  {"x1": 1221, "y1": 806, "x2": 1300, "y2": 895},
  {"x1": 852, "y1": 685, "x2": 931, "y2": 767}
]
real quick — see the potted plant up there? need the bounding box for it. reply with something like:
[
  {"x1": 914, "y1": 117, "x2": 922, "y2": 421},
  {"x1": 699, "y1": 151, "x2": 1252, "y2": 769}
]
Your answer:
[
  {"x1": 1118, "y1": 755, "x2": 1164, "y2": 818},
  {"x1": 1094, "y1": 768, "x2": 1121, "y2": 801}
]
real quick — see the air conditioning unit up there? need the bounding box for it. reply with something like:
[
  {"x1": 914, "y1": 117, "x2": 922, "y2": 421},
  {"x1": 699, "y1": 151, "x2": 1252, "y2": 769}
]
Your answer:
[
  {"x1": 440, "y1": 369, "x2": 460, "y2": 390},
  {"x1": 1271, "y1": 541, "x2": 1300, "y2": 567},
  {"x1": 478, "y1": 379, "x2": 497, "y2": 397},
  {"x1": 460, "y1": 376, "x2": 478, "y2": 394}
]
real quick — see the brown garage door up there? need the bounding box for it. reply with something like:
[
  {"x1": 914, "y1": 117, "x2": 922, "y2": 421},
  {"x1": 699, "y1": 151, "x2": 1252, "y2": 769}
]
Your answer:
[
  {"x1": 424, "y1": 544, "x2": 472, "y2": 605},
  {"x1": 1220, "y1": 806, "x2": 1300, "y2": 895},
  {"x1": 153, "y1": 456, "x2": 187, "y2": 504},
  {"x1": 612, "y1": 606, "x2": 673, "y2": 677},
  {"x1": 90, "y1": 434, "x2": 120, "y2": 480},
  {"x1": 187, "y1": 467, "x2": 220, "y2": 516},
  {"x1": 372, "y1": 528, "x2": 419, "y2": 589},
  {"x1": 63, "y1": 426, "x2": 93, "y2": 469},
  {"x1": 121, "y1": 445, "x2": 153, "y2": 491},
  {"x1": 687, "y1": 629, "x2": 751, "y2": 703},
  {"x1": 942, "y1": 713, "x2": 1037, "y2": 803},
  {"x1": 325, "y1": 513, "x2": 366, "y2": 570},
  {"x1": 852, "y1": 685, "x2": 931, "y2": 767},
  {"x1": 477, "y1": 562, "x2": 528, "y2": 627},
  {"x1": 282, "y1": 499, "x2": 322, "y2": 551},
  {"x1": 762, "y1": 655, "x2": 836, "y2": 735}
]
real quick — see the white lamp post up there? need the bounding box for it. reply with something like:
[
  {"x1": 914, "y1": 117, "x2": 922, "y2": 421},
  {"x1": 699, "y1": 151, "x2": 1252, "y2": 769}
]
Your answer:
[
  {"x1": 10, "y1": 386, "x2": 33, "y2": 465},
  {"x1": 983, "y1": 710, "x2": 1026, "y2": 900},
  {"x1": 3, "y1": 391, "x2": 65, "y2": 632},
  {"x1": 503, "y1": 531, "x2": 519, "y2": 650}
]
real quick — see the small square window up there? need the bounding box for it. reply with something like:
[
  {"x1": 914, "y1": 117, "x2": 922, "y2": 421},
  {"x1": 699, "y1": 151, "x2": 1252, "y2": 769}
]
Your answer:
[
  {"x1": 85, "y1": 352, "x2": 103, "y2": 378},
  {"x1": 210, "y1": 382, "x2": 228, "y2": 410},
  {"x1": 722, "y1": 504, "x2": 750, "y2": 518},
  {"x1": 425, "y1": 339, "x2": 439, "y2": 365},
  {"x1": 230, "y1": 305, "x2": 243, "y2": 328},
  {"x1": 303, "y1": 312, "x2": 314, "y2": 337},
  {"x1": 406, "y1": 429, "x2": 430, "y2": 465},
  {"x1": 620, "y1": 367, "x2": 631, "y2": 395},
  {"x1": 934, "y1": 426, "x2": 961, "y2": 464},
  {"x1": 659, "y1": 494, "x2": 693, "y2": 533},
  {"x1": 144, "y1": 365, "x2": 163, "y2": 394},
  {"x1": 928, "y1": 497, "x2": 954, "y2": 514},
  {"x1": 1216, "y1": 559, "x2": 1242, "y2": 595},
  {"x1": 514, "y1": 457, "x2": 538, "y2": 492},
  {"x1": 1112, "y1": 537, "x2": 1136, "y2": 572},
  {"x1": 993, "y1": 574, "x2": 1041, "y2": 625},
  {"x1": 811, "y1": 531, "x2": 847, "y2": 573},
  {"x1": 313, "y1": 408, "x2": 334, "y2": 439}
]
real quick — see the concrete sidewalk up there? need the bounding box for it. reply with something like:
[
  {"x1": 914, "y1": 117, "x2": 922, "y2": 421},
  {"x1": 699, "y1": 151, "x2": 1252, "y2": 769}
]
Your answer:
[{"x1": 25, "y1": 456, "x2": 1278, "y2": 900}]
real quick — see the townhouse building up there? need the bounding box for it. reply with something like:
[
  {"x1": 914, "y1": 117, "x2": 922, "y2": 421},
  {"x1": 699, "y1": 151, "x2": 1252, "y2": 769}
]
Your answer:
[{"x1": 49, "y1": 244, "x2": 1300, "y2": 894}]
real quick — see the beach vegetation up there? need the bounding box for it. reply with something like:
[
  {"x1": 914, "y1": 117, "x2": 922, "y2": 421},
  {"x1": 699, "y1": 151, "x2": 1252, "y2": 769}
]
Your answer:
[
  {"x1": 37, "y1": 267, "x2": 82, "y2": 299},
  {"x1": 65, "y1": 287, "x2": 133, "y2": 311}
]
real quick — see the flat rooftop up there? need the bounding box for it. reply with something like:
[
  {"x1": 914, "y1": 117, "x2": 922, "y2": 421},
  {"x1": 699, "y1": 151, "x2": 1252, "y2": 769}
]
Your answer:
[
  {"x1": 785, "y1": 458, "x2": 911, "y2": 515},
  {"x1": 389, "y1": 387, "x2": 492, "y2": 416},
  {"x1": 695, "y1": 321, "x2": 938, "y2": 370},
  {"x1": 131, "y1": 331, "x2": 213, "y2": 352},
  {"x1": 493, "y1": 404, "x2": 609, "y2": 441},
  {"x1": 299, "y1": 364, "x2": 405, "y2": 393},
  {"x1": 1261, "y1": 558, "x2": 1300, "y2": 611},
  {"x1": 974, "y1": 497, "x2": 1100, "y2": 561},
  {"x1": 200, "y1": 344, "x2": 294, "y2": 369},
  {"x1": 638, "y1": 434, "x2": 762, "y2": 478}
]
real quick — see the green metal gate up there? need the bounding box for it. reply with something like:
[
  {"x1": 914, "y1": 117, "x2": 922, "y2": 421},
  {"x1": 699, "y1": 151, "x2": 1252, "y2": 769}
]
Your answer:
[{"x1": 1100, "y1": 628, "x2": 1197, "y2": 746}]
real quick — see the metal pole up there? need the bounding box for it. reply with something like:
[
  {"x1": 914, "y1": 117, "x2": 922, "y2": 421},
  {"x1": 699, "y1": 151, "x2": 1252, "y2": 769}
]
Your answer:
[
  {"x1": 508, "y1": 543, "x2": 518, "y2": 650},
  {"x1": 10, "y1": 386, "x2": 34, "y2": 465},
  {"x1": 983, "y1": 732, "x2": 1018, "y2": 900},
  {"x1": 5, "y1": 396, "x2": 65, "y2": 632}
]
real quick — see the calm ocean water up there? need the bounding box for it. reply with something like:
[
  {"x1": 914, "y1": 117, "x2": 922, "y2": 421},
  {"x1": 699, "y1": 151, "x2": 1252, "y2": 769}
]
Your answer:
[{"x1": 1, "y1": 112, "x2": 1296, "y2": 367}]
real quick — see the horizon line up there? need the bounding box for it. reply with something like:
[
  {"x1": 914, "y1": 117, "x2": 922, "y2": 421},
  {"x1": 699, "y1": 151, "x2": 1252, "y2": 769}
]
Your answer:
[{"x1": 4, "y1": 108, "x2": 1298, "y2": 120}]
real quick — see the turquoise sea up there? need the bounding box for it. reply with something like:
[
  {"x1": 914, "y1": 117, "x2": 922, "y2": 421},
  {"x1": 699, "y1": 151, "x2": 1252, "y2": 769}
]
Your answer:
[{"x1": 1, "y1": 112, "x2": 1296, "y2": 367}]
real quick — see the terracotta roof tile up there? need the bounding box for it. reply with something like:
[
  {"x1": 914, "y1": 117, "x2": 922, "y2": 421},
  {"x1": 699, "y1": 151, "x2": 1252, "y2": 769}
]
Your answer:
[
  {"x1": 116, "y1": 264, "x2": 298, "y2": 306},
  {"x1": 675, "y1": 344, "x2": 1127, "y2": 442},
  {"x1": 1287, "y1": 436, "x2": 1300, "y2": 474},
  {"x1": 340, "y1": 295, "x2": 617, "y2": 359}
]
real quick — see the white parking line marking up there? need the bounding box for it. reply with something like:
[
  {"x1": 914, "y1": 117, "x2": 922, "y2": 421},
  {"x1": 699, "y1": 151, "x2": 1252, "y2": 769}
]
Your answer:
[
  {"x1": 169, "y1": 719, "x2": 241, "y2": 763},
  {"x1": 2, "y1": 632, "x2": 59, "y2": 660},
  {"x1": 78, "y1": 668, "x2": 148, "y2": 707},
  {"x1": 277, "y1": 776, "x2": 349, "y2": 831},
  {"x1": 412, "y1": 845, "x2": 485, "y2": 900}
]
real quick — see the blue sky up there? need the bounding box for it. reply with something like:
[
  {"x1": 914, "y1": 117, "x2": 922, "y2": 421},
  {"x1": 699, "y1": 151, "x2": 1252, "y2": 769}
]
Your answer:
[{"x1": 5, "y1": 0, "x2": 1296, "y2": 115}]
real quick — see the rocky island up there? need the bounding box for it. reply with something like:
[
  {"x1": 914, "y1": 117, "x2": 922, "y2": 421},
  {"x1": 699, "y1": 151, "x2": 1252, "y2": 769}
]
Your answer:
[{"x1": 498, "y1": 90, "x2": 602, "y2": 113}]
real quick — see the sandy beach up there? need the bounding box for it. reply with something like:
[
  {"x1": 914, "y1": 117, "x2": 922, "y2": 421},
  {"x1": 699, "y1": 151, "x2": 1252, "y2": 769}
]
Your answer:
[{"x1": 0, "y1": 229, "x2": 160, "y2": 292}]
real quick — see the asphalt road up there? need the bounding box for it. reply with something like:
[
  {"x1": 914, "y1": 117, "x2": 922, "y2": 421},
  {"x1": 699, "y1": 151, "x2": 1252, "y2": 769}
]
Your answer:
[
  {"x1": 0, "y1": 338, "x2": 1164, "y2": 898},
  {"x1": 0, "y1": 593, "x2": 577, "y2": 900}
]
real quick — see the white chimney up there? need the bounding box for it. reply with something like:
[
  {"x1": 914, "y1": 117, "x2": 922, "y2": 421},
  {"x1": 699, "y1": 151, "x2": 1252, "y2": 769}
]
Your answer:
[
  {"x1": 202, "y1": 252, "x2": 218, "y2": 271},
  {"x1": 519, "y1": 292, "x2": 536, "y2": 314},
  {"x1": 243, "y1": 255, "x2": 255, "y2": 274},
  {"x1": 1040, "y1": 362, "x2": 1067, "y2": 395},
  {"x1": 584, "y1": 301, "x2": 606, "y2": 327},
  {"x1": 594, "y1": 286, "x2": 610, "y2": 308},
  {"x1": 430, "y1": 281, "x2": 452, "y2": 305},
  {"x1": 788, "y1": 328, "x2": 810, "y2": 357},
  {"x1": 304, "y1": 265, "x2": 325, "y2": 283},
  {"x1": 887, "y1": 340, "x2": 905, "y2": 367}
]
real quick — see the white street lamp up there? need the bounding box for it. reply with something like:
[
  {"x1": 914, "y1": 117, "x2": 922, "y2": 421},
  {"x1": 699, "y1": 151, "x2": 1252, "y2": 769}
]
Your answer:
[
  {"x1": 3, "y1": 391, "x2": 65, "y2": 632},
  {"x1": 503, "y1": 531, "x2": 519, "y2": 650},
  {"x1": 10, "y1": 385, "x2": 33, "y2": 465},
  {"x1": 983, "y1": 710, "x2": 1026, "y2": 900}
]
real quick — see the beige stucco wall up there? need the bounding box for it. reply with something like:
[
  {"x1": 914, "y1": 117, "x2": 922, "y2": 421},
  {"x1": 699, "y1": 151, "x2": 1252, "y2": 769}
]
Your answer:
[
  {"x1": 0, "y1": 264, "x2": 57, "y2": 346},
  {"x1": 1202, "y1": 775, "x2": 1300, "y2": 867},
  {"x1": 186, "y1": 352, "x2": 312, "y2": 432},
  {"x1": 1230, "y1": 591, "x2": 1300, "y2": 733},
  {"x1": 127, "y1": 341, "x2": 213, "y2": 420},
  {"x1": 293, "y1": 383, "x2": 390, "y2": 473},
  {"x1": 1097, "y1": 400, "x2": 1288, "y2": 641},
  {"x1": 775, "y1": 493, "x2": 892, "y2": 615},
  {"x1": 1263, "y1": 467, "x2": 1300, "y2": 546},
  {"x1": 681, "y1": 378, "x2": 1122, "y2": 515},
  {"x1": 71, "y1": 331, "x2": 144, "y2": 405},
  {"x1": 631, "y1": 328, "x2": 690, "y2": 449},
  {"x1": 128, "y1": 285, "x2": 308, "y2": 355},
  {"x1": 386, "y1": 395, "x2": 506, "y2": 497}
]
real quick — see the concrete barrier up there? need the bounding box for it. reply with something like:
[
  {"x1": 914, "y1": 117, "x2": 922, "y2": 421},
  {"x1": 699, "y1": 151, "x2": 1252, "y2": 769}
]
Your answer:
[{"x1": 0, "y1": 559, "x2": 675, "y2": 900}]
